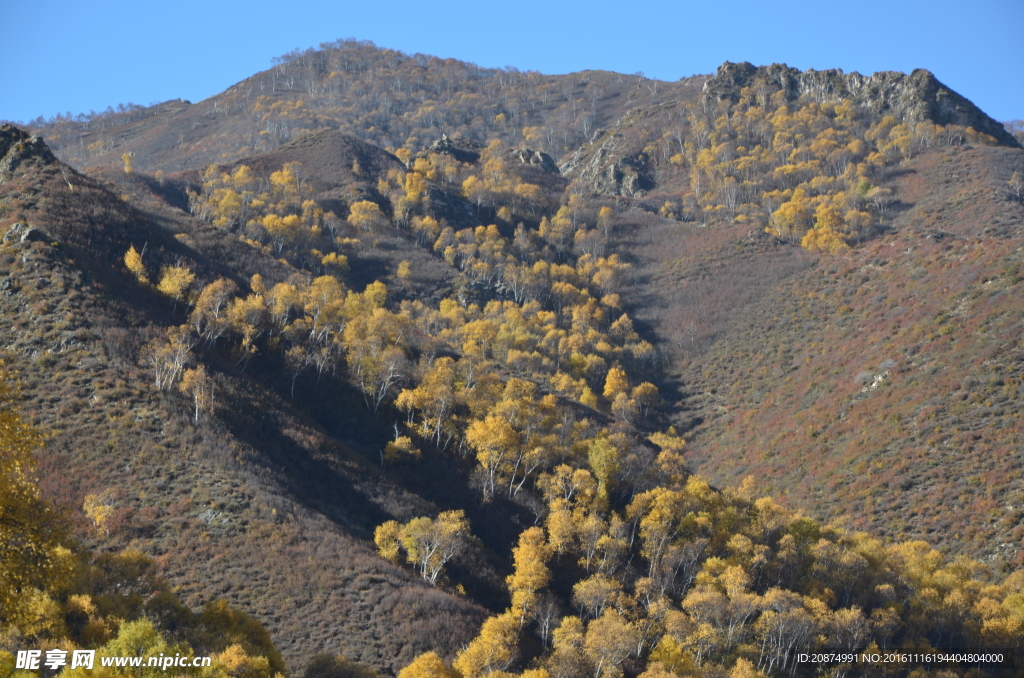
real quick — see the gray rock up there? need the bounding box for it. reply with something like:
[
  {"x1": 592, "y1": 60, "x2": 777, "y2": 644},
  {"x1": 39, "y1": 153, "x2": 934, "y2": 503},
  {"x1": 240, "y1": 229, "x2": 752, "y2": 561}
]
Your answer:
[
  {"x1": 702, "y1": 62, "x2": 1019, "y2": 148},
  {"x1": 2, "y1": 222, "x2": 47, "y2": 244},
  {"x1": 0, "y1": 124, "x2": 58, "y2": 182},
  {"x1": 426, "y1": 134, "x2": 481, "y2": 163},
  {"x1": 508, "y1": 147, "x2": 560, "y2": 173},
  {"x1": 564, "y1": 61, "x2": 1019, "y2": 198},
  {"x1": 560, "y1": 130, "x2": 653, "y2": 197}
]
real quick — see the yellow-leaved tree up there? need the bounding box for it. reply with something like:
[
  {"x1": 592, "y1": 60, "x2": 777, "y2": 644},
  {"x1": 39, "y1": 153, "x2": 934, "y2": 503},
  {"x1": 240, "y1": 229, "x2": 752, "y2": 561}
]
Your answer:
[
  {"x1": 398, "y1": 652, "x2": 458, "y2": 678},
  {"x1": 602, "y1": 367, "x2": 629, "y2": 401},
  {"x1": 0, "y1": 360, "x2": 68, "y2": 623},
  {"x1": 453, "y1": 612, "x2": 519, "y2": 678},
  {"x1": 180, "y1": 365, "x2": 215, "y2": 422},
  {"x1": 506, "y1": 527, "x2": 553, "y2": 626},
  {"x1": 466, "y1": 415, "x2": 521, "y2": 500},
  {"x1": 801, "y1": 202, "x2": 849, "y2": 254},
  {"x1": 348, "y1": 201, "x2": 388, "y2": 232},
  {"x1": 157, "y1": 264, "x2": 196, "y2": 313},
  {"x1": 587, "y1": 437, "x2": 621, "y2": 499},
  {"x1": 768, "y1": 189, "x2": 811, "y2": 242},
  {"x1": 124, "y1": 245, "x2": 148, "y2": 284},
  {"x1": 383, "y1": 435, "x2": 420, "y2": 464},
  {"x1": 1009, "y1": 171, "x2": 1023, "y2": 199},
  {"x1": 374, "y1": 511, "x2": 471, "y2": 585},
  {"x1": 584, "y1": 609, "x2": 639, "y2": 678}
]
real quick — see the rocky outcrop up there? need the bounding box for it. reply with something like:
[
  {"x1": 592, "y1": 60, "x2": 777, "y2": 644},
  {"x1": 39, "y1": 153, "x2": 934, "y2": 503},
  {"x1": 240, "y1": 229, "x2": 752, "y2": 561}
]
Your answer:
[
  {"x1": 2, "y1": 222, "x2": 48, "y2": 245},
  {"x1": 508, "y1": 147, "x2": 559, "y2": 173},
  {"x1": 559, "y1": 103, "x2": 674, "y2": 197},
  {"x1": 427, "y1": 134, "x2": 481, "y2": 163},
  {"x1": 703, "y1": 62, "x2": 1019, "y2": 147},
  {"x1": 563, "y1": 62, "x2": 1019, "y2": 197},
  {"x1": 560, "y1": 132, "x2": 650, "y2": 197},
  {"x1": 0, "y1": 124, "x2": 58, "y2": 182}
]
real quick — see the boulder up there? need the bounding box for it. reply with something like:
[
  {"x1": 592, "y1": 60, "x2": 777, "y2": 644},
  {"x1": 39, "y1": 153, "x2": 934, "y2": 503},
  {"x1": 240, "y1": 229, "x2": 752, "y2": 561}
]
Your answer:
[
  {"x1": 427, "y1": 134, "x2": 481, "y2": 163},
  {"x1": 2, "y1": 222, "x2": 47, "y2": 245},
  {"x1": 508, "y1": 147, "x2": 559, "y2": 173}
]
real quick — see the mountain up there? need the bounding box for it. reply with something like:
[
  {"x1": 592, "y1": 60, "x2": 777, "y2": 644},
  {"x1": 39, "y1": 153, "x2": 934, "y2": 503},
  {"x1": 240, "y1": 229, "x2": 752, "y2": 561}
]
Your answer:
[
  {"x1": 561, "y1": 62, "x2": 1018, "y2": 199},
  {"x1": 28, "y1": 40, "x2": 706, "y2": 175},
  {"x1": 0, "y1": 123, "x2": 489, "y2": 673},
  {"x1": 644, "y1": 142, "x2": 1024, "y2": 558},
  {"x1": 4, "y1": 42, "x2": 1024, "y2": 678},
  {"x1": 703, "y1": 62, "x2": 1017, "y2": 146},
  {"x1": 546, "y1": 62, "x2": 1024, "y2": 561}
]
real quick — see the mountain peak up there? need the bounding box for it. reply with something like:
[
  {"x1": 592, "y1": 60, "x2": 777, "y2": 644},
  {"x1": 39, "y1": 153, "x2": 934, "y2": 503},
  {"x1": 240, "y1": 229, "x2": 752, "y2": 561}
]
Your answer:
[{"x1": 704, "y1": 61, "x2": 1019, "y2": 147}]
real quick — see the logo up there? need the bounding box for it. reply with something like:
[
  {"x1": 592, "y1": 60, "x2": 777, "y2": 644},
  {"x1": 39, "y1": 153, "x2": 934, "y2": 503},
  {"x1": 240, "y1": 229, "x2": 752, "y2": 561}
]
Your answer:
[{"x1": 15, "y1": 650, "x2": 96, "y2": 670}]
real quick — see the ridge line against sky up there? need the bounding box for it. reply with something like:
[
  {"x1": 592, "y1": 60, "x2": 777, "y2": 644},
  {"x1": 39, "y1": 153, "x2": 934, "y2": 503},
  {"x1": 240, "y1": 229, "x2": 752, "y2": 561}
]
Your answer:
[{"x1": 2, "y1": 0, "x2": 1022, "y2": 125}]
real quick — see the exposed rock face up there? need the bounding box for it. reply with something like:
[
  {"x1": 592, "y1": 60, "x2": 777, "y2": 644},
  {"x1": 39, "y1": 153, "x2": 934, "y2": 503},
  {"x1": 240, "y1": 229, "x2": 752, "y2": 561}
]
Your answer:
[
  {"x1": 703, "y1": 62, "x2": 1019, "y2": 148},
  {"x1": 508, "y1": 147, "x2": 559, "y2": 173},
  {"x1": 561, "y1": 132, "x2": 650, "y2": 197},
  {"x1": 427, "y1": 134, "x2": 481, "y2": 163},
  {"x1": 563, "y1": 62, "x2": 1019, "y2": 197},
  {"x1": 2, "y1": 222, "x2": 47, "y2": 244},
  {"x1": 0, "y1": 124, "x2": 58, "y2": 182},
  {"x1": 559, "y1": 103, "x2": 673, "y2": 197}
]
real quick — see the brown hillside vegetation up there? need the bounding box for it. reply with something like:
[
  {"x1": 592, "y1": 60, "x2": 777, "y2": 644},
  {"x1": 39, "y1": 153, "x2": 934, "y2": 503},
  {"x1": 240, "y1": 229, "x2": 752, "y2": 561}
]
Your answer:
[
  {"x1": 27, "y1": 40, "x2": 706, "y2": 174},
  {"x1": 663, "y1": 143, "x2": 1024, "y2": 561},
  {"x1": 1, "y1": 357, "x2": 287, "y2": 678},
  {"x1": 3, "y1": 41, "x2": 1024, "y2": 678},
  {"x1": 227, "y1": 128, "x2": 407, "y2": 197},
  {"x1": 0, "y1": 124, "x2": 489, "y2": 673}
]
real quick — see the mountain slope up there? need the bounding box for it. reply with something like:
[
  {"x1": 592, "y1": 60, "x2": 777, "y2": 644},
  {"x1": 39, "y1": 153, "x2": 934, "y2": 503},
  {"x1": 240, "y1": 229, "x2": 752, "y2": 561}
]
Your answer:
[
  {"x1": 4, "y1": 43, "x2": 1024, "y2": 678},
  {"x1": 703, "y1": 62, "x2": 1017, "y2": 146},
  {"x1": 666, "y1": 143, "x2": 1024, "y2": 560},
  {"x1": 561, "y1": 62, "x2": 1018, "y2": 201},
  {"x1": 0, "y1": 124, "x2": 489, "y2": 673},
  {"x1": 27, "y1": 41, "x2": 707, "y2": 174}
]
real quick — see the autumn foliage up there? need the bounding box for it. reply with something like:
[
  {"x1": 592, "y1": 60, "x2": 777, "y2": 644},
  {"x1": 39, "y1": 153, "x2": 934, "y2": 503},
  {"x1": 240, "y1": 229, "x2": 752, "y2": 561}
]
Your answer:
[{"x1": 4, "y1": 40, "x2": 1023, "y2": 678}]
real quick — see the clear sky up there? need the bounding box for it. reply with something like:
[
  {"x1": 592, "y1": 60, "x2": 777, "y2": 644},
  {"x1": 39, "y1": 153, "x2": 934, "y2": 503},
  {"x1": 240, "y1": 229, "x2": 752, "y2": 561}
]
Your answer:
[{"x1": 3, "y1": 0, "x2": 1022, "y2": 125}]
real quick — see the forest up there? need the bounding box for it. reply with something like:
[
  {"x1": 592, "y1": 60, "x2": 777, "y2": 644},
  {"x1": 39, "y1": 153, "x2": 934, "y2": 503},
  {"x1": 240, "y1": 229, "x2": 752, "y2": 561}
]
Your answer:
[{"x1": 3, "y1": 40, "x2": 1024, "y2": 678}]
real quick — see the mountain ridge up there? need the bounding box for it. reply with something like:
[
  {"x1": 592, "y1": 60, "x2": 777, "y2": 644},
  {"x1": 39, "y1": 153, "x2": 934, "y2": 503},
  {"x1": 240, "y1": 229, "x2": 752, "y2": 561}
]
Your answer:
[{"x1": 703, "y1": 61, "x2": 1019, "y2": 147}]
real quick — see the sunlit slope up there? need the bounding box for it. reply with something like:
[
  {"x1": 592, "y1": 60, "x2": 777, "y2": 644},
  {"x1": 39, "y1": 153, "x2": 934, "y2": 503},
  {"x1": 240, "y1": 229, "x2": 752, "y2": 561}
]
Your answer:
[
  {"x1": 0, "y1": 124, "x2": 488, "y2": 673},
  {"x1": 666, "y1": 143, "x2": 1024, "y2": 560}
]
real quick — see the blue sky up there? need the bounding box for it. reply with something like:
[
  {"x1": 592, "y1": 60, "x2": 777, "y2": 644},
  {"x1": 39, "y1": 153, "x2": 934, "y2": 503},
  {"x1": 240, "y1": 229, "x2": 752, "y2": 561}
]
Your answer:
[{"x1": 3, "y1": 0, "x2": 1022, "y2": 124}]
